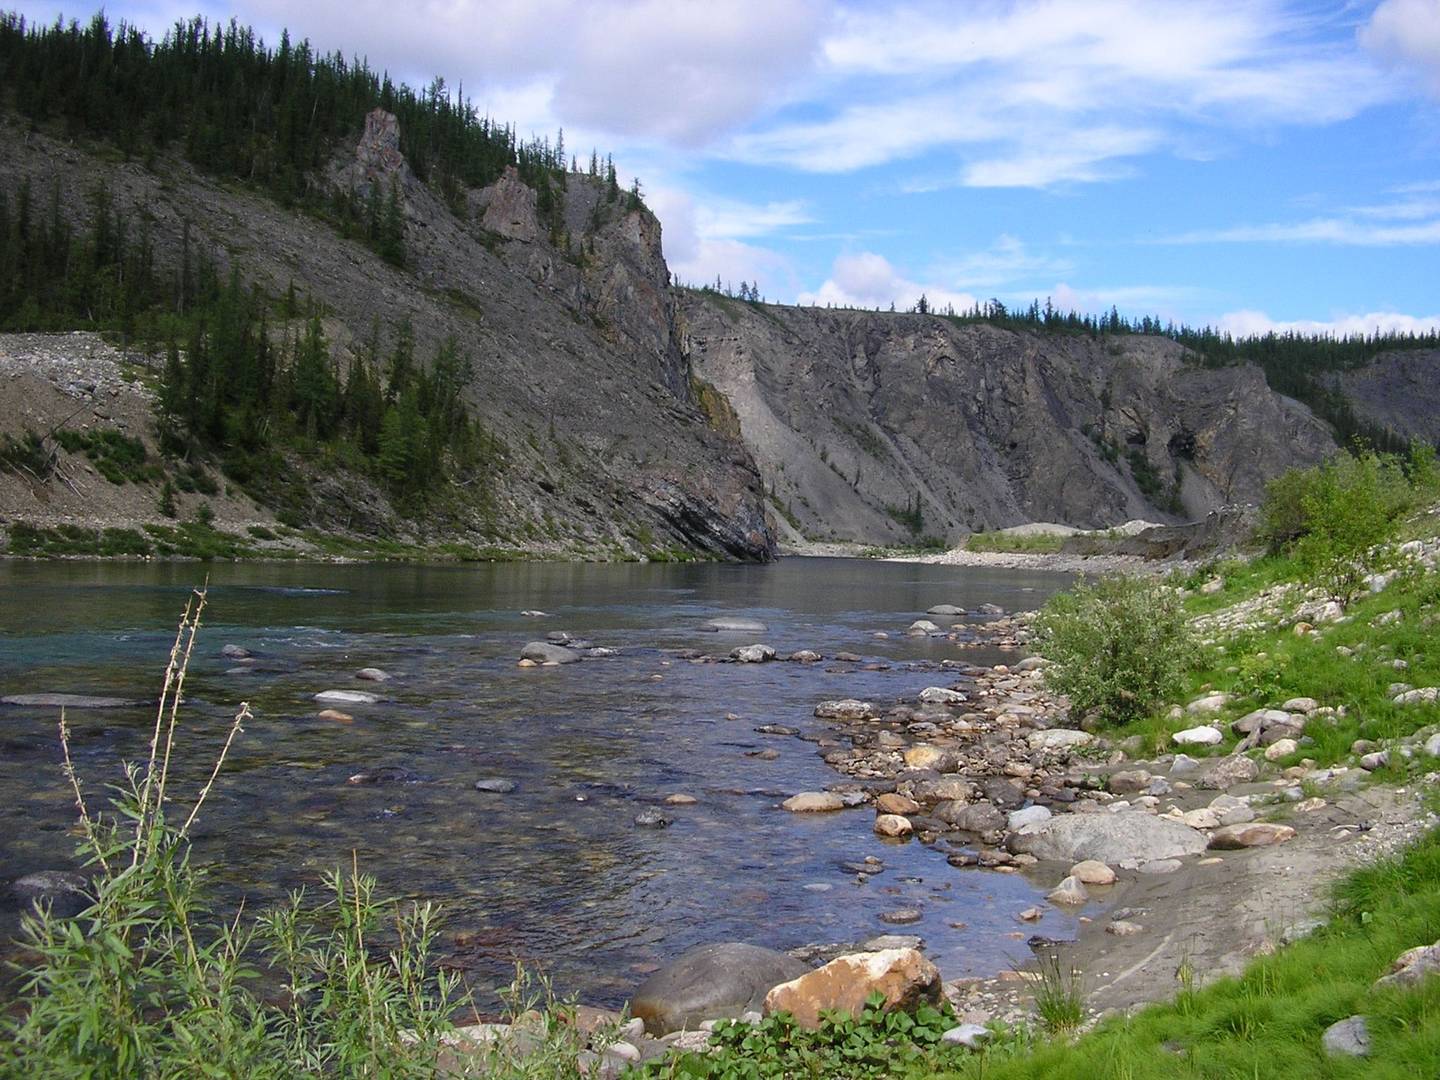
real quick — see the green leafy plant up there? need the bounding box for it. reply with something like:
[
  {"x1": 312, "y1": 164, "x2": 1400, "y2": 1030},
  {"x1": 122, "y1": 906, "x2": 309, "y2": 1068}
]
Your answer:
[
  {"x1": 640, "y1": 992, "x2": 965, "y2": 1078},
  {"x1": 1032, "y1": 575, "x2": 1197, "y2": 727}
]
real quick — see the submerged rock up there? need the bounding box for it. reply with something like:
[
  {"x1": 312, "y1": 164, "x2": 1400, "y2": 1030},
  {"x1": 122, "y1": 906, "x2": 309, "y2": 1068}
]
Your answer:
[
  {"x1": 519, "y1": 641, "x2": 582, "y2": 665},
  {"x1": 699, "y1": 617, "x2": 769, "y2": 634},
  {"x1": 1, "y1": 693, "x2": 132, "y2": 709},
  {"x1": 315, "y1": 690, "x2": 379, "y2": 706},
  {"x1": 634, "y1": 809, "x2": 671, "y2": 829},
  {"x1": 473, "y1": 778, "x2": 518, "y2": 794},
  {"x1": 12, "y1": 871, "x2": 90, "y2": 918}
]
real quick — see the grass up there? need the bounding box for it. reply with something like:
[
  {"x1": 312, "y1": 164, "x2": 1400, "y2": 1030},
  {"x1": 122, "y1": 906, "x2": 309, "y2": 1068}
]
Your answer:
[
  {"x1": 1103, "y1": 551, "x2": 1440, "y2": 768},
  {"x1": 910, "y1": 825, "x2": 1440, "y2": 1079},
  {"x1": 1032, "y1": 954, "x2": 1085, "y2": 1035}
]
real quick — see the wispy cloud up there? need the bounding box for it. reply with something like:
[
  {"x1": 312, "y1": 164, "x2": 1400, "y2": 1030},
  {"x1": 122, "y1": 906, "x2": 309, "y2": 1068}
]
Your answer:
[{"x1": 727, "y1": 0, "x2": 1399, "y2": 187}]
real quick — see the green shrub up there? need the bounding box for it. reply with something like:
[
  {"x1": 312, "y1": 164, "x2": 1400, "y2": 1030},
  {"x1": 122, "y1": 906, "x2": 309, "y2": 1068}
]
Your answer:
[
  {"x1": 641, "y1": 991, "x2": 966, "y2": 1078},
  {"x1": 1256, "y1": 446, "x2": 1432, "y2": 560},
  {"x1": 1032, "y1": 575, "x2": 1196, "y2": 727},
  {"x1": 1291, "y1": 452, "x2": 1412, "y2": 601}
]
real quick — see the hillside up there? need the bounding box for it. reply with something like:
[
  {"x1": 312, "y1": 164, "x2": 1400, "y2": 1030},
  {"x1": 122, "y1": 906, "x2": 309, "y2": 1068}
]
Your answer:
[{"x1": 0, "y1": 108, "x2": 774, "y2": 560}]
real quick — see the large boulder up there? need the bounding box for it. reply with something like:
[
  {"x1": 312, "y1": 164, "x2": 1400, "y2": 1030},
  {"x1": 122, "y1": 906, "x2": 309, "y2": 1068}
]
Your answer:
[
  {"x1": 519, "y1": 641, "x2": 582, "y2": 664},
  {"x1": 1010, "y1": 812, "x2": 1208, "y2": 865},
  {"x1": 1197, "y1": 755, "x2": 1260, "y2": 790},
  {"x1": 630, "y1": 943, "x2": 810, "y2": 1035},
  {"x1": 12, "y1": 871, "x2": 91, "y2": 918},
  {"x1": 762, "y1": 948, "x2": 941, "y2": 1030},
  {"x1": 814, "y1": 699, "x2": 875, "y2": 720},
  {"x1": 936, "y1": 801, "x2": 1006, "y2": 833}
]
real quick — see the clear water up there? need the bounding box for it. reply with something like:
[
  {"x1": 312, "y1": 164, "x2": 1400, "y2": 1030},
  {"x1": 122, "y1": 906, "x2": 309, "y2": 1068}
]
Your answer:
[{"x1": 0, "y1": 557, "x2": 1075, "y2": 1007}]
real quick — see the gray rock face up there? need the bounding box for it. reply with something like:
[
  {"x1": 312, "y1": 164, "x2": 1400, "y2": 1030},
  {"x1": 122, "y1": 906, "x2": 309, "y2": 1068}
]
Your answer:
[
  {"x1": 684, "y1": 299, "x2": 1336, "y2": 543},
  {"x1": 1331, "y1": 349, "x2": 1440, "y2": 446},
  {"x1": 629, "y1": 943, "x2": 810, "y2": 1035},
  {"x1": 314, "y1": 690, "x2": 379, "y2": 705},
  {"x1": 520, "y1": 642, "x2": 582, "y2": 664},
  {"x1": 1011, "y1": 812, "x2": 1208, "y2": 864},
  {"x1": 0, "y1": 112, "x2": 777, "y2": 562}
]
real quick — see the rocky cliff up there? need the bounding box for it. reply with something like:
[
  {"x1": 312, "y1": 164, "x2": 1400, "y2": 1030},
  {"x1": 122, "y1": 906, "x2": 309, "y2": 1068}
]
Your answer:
[
  {"x1": 0, "y1": 110, "x2": 774, "y2": 560},
  {"x1": 681, "y1": 296, "x2": 1337, "y2": 545}
]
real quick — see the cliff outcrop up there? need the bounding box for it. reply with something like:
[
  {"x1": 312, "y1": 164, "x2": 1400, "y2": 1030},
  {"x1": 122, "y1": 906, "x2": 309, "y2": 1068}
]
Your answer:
[{"x1": 682, "y1": 297, "x2": 1336, "y2": 545}]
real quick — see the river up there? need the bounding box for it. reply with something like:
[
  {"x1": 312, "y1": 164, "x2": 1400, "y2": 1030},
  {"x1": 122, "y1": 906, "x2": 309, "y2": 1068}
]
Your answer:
[{"x1": 0, "y1": 556, "x2": 1074, "y2": 1008}]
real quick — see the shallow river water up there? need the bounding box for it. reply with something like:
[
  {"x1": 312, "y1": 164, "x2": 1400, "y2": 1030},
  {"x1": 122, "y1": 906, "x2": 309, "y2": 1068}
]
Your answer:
[{"x1": 0, "y1": 557, "x2": 1075, "y2": 1008}]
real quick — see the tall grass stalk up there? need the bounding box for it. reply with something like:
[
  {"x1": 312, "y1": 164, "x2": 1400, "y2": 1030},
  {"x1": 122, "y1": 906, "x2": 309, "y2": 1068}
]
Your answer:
[{"x1": 1, "y1": 589, "x2": 461, "y2": 1078}]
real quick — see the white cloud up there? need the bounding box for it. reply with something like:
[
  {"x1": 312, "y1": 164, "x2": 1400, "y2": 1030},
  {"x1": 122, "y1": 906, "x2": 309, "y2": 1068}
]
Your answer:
[
  {"x1": 1217, "y1": 308, "x2": 1440, "y2": 337},
  {"x1": 1361, "y1": 0, "x2": 1440, "y2": 95}
]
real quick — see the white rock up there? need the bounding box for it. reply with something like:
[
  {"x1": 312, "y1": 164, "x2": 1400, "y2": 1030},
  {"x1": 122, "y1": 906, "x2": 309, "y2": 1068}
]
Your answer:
[
  {"x1": 782, "y1": 792, "x2": 845, "y2": 813},
  {"x1": 1321, "y1": 1016, "x2": 1370, "y2": 1058},
  {"x1": 1185, "y1": 693, "x2": 1231, "y2": 715},
  {"x1": 1173, "y1": 725, "x2": 1223, "y2": 747},
  {"x1": 1394, "y1": 687, "x2": 1439, "y2": 706},
  {"x1": 941, "y1": 1024, "x2": 992, "y2": 1049},
  {"x1": 918, "y1": 686, "x2": 967, "y2": 706},
  {"x1": 1280, "y1": 697, "x2": 1320, "y2": 714},
  {"x1": 1264, "y1": 738, "x2": 1299, "y2": 761},
  {"x1": 1027, "y1": 728, "x2": 1093, "y2": 751},
  {"x1": 1069, "y1": 859, "x2": 1116, "y2": 885}
]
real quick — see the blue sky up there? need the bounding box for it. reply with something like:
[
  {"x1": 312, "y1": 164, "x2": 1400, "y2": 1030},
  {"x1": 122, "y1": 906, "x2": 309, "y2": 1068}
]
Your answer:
[{"x1": 10, "y1": 0, "x2": 1440, "y2": 334}]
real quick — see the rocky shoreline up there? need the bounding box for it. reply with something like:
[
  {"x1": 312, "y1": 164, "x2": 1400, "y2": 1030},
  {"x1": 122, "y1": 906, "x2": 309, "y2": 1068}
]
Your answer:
[{"x1": 465, "y1": 576, "x2": 1440, "y2": 1074}]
